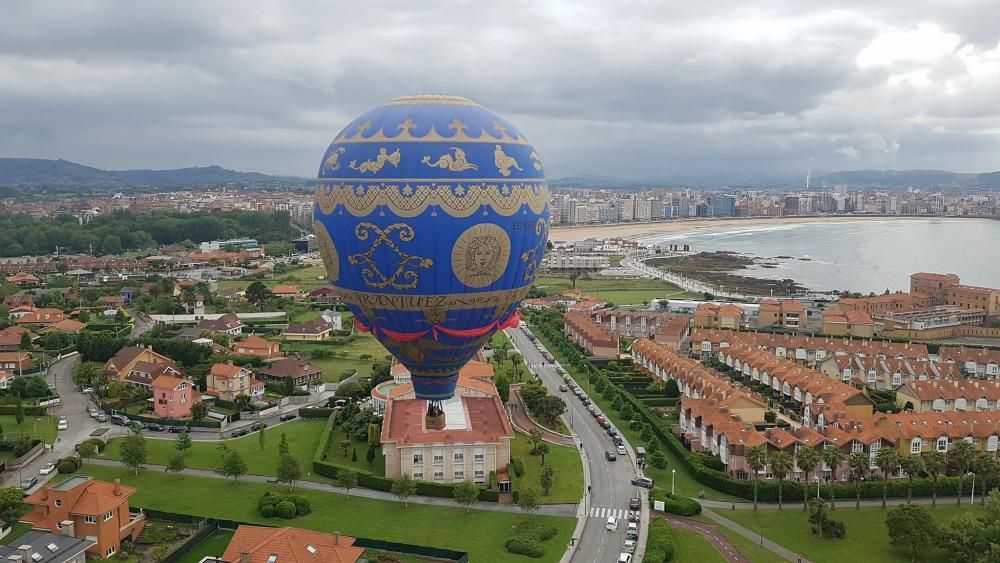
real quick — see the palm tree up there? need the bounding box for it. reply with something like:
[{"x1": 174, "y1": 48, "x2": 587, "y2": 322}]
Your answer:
[
  {"x1": 922, "y1": 450, "x2": 946, "y2": 508},
  {"x1": 948, "y1": 439, "x2": 975, "y2": 507},
  {"x1": 972, "y1": 452, "x2": 997, "y2": 506},
  {"x1": 848, "y1": 451, "x2": 868, "y2": 510},
  {"x1": 898, "y1": 453, "x2": 925, "y2": 503},
  {"x1": 770, "y1": 451, "x2": 793, "y2": 511},
  {"x1": 746, "y1": 445, "x2": 769, "y2": 512},
  {"x1": 875, "y1": 446, "x2": 899, "y2": 509},
  {"x1": 796, "y1": 447, "x2": 820, "y2": 511},
  {"x1": 822, "y1": 446, "x2": 845, "y2": 510}
]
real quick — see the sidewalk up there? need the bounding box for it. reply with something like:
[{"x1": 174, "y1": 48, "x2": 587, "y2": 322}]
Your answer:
[
  {"x1": 84, "y1": 458, "x2": 578, "y2": 516},
  {"x1": 701, "y1": 494, "x2": 983, "y2": 511}
]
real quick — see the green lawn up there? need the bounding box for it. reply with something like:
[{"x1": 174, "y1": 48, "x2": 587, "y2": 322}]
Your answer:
[
  {"x1": 0, "y1": 415, "x2": 58, "y2": 445},
  {"x1": 715, "y1": 525, "x2": 786, "y2": 563},
  {"x1": 532, "y1": 276, "x2": 701, "y2": 305},
  {"x1": 671, "y1": 525, "x2": 728, "y2": 563},
  {"x1": 724, "y1": 504, "x2": 984, "y2": 563},
  {"x1": 322, "y1": 425, "x2": 386, "y2": 476},
  {"x1": 55, "y1": 466, "x2": 576, "y2": 563},
  {"x1": 102, "y1": 420, "x2": 327, "y2": 480},
  {"x1": 173, "y1": 530, "x2": 235, "y2": 563},
  {"x1": 510, "y1": 432, "x2": 583, "y2": 504},
  {"x1": 281, "y1": 334, "x2": 390, "y2": 383}
]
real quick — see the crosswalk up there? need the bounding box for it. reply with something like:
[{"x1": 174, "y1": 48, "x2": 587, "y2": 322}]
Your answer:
[
  {"x1": 589, "y1": 506, "x2": 629, "y2": 519},
  {"x1": 528, "y1": 363, "x2": 559, "y2": 369}
]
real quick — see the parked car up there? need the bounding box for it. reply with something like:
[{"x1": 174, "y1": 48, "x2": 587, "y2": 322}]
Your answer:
[
  {"x1": 249, "y1": 422, "x2": 263, "y2": 432},
  {"x1": 617, "y1": 444, "x2": 628, "y2": 455},
  {"x1": 231, "y1": 429, "x2": 249, "y2": 438},
  {"x1": 39, "y1": 463, "x2": 56, "y2": 476},
  {"x1": 599, "y1": 420, "x2": 612, "y2": 430},
  {"x1": 605, "y1": 451, "x2": 617, "y2": 461},
  {"x1": 279, "y1": 413, "x2": 297, "y2": 421},
  {"x1": 617, "y1": 553, "x2": 632, "y2": 563},
  {"x1": 622, "y1": 539, "x2": 637, "y2": 554},
  {"x1": 612, "y1": 436, "x2": 624, "y2": 446},
  {"x1": 96, "y1": 414, "x2": 108, "y2": 423},
  {"x1": 607, "y1": 427, "x2": 619, "y2": 437},
  {"x1": 167, "y1": 425, "x2": 186, "y2": 434},
  {"x1": 629, "y1": 497, "x2": 641, "y2": 510},
  {"x1": 130, "y1": 422, "x2": 146, "y2": 431},
  {"x1": 57, "y1": 419, "x2": 68, "y2": 431},
  {"x1": 109, "y1": 414, "x2": 130, "y2": 426},
  {"x1": 20, "y1": 477, "x2": 38, "y2": 491},
  {"x1": 605, "y1": 516, "x2": 618, "y2": 532},
  {"x1": 559, "y1": 384, "x2": 568, "y2": 392},
  {"x1": 631, "y1": 477, "x2": 654, "y2": 489},
  {"x1": 580, "y1": 397, "x2": 591, "y2": 406},
  {"x1": 146, "y1": 423, "x2": 165, "y2": 432},
  {"x1": 87, "y1": 408, "x2": 99, "y2": 418},
  {"x1": 626, "y1": 522, "x2": 639, "y2": 540}
]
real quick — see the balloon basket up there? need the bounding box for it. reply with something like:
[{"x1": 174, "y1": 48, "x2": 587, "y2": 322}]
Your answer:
[{"x1": 426, "y1": 413, "x2": 446, "y2": 430}]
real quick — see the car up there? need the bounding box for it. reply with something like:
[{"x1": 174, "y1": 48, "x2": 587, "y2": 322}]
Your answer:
[
  {"x1": 622, "y1": 539, "x2": 637, "y2": 554},
  {"x1": 20, "y1": 477, "x2": 38, "y2": 491},
  {"x1": 87, "y1": 408, "x2": 99, "y2": 418},
  {"x1": 607, "y1": 427, "x2": 619, "y2": 437},
  {"x1": 605, "y1": 451, "x2": 617, "y2": 461},
  {"x1": 231, "y1": 429, "x2": 249, "y2": 438},
  {"x1": 626, "y1": 522, "x2": 639, "y2": 540},
  {"x1": 167, "y1": 425, "x2": 186, "y2": 433},
  {"x1": 617, "y1": 553, "x2": 632, "y2": 563},
  {"x1": 629, "y1": 497, "x2": 641, "y2": 510},
  {"x1": 39, "y1": 463, "x2": 56, "y2": 476},
  {"x1": 57, "y1": 419, "x2": 68, "y2": 431},
  {"x1": 109, "y1": 414, "x2": 130, "y2": 426},
  {"x1": 580, "y1": 397, "x2": 591, "y2": 406},
  {"x1": 130, "y1": 421, "x2": 146, "y2": 431},
  {"x1": 605, "y1": 516, "x2": 618, "y2": 532},
  {"x1": 612, "y1": 436, "x2": 624, "y2": 446},
  {"x1": 146, "y1": 423, "x2": 165, "y2": 432},
  {"x1": 617, "y1": 444, "x2": 628, "y2": 455},
  {"x1": 631, "y1": 477, "x2": 655, "y2": 489},
  {"x1": 559, "y1": 384, "x2": 568, "y2": 392},
  {"x1": 249, "y1": 422, "x2": 263, "y2": 432},
  {"x1": 600, "y1": 420, "x2": 612, "y2": 429},
  {"x1": 595, "y1": 415, "x2": 606, "y2": 425},
  {"x1": 96, "y1": 414, "x2": 108, "y2": 423},
  {"x1": 279, "y1": 413, "x2": 297, "y2": 422}
]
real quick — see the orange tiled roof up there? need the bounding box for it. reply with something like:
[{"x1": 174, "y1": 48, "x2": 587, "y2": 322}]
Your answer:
[{"x1": 222, "y1": 525, "x2": 363, "y2": 563}]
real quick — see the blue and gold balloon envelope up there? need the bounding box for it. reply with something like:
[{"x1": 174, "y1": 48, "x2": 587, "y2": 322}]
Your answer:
[{"x1": 314, "y1": 95, "x2": 549, "y2": 400}]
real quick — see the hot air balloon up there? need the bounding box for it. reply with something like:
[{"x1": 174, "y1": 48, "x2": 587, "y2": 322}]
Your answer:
[{"x1": 313, "y1": 95, "x2": 549, "y2": 426}]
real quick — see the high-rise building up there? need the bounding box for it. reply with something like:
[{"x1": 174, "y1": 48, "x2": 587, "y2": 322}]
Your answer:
[{"x1": 710, "y1": 195, "x2": 736, "y2": 217}]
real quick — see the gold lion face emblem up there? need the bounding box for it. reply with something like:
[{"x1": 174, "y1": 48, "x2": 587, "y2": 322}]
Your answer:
[{"x1": 451, "y1": 224, "x2": 511, "y2": 288}]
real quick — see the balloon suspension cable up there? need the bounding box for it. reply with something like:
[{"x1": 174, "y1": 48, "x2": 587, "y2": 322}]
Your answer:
[
  {"x1": 427, "y1": 400, "x2": 443, "y2": 417},
  {"x1": 425, "y1": 400, "x2": 446, "y2": 430}
]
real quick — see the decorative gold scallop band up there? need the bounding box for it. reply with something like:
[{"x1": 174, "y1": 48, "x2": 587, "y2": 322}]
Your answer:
[
  {"x1": 314, "y1": 182, "x2": 550, "y2": 218},
  {"x1": 330, "y1": 285, "x2": 531, "y2": 312}
]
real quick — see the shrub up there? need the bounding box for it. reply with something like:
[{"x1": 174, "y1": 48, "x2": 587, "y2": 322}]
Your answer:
[
  {"x1": 649, "y1": 489, "x2": 702, "y2": 516},
  {"x1": 57, "y1": 459, "x2": 78, "y2": 474},
  {"x1": 258, "y1": 492, "x2": 311, "y2": 518},
  {"x1": 646, "y1": 519, "x2": 675, "y2": 562},
  {"x1": 510, "y1": 456, "x2": 525, "y2": 477},
  {"x1": 260, "y1": 504, "x2": 275, "y2": 518},
  {"x1": 276, "y1": 501, "x2": 297, "y2": 519},
  {"x1": 513, "y1": 520, "x2": 557, "y2": 541},
  {"x1": 503, "y1": 537, "x2": 544, "y2": 558}
]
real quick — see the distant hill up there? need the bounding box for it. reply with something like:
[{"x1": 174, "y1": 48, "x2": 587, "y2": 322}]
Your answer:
[{"x1": 0, "y1": 158, "x2": 306, "y2": 187}]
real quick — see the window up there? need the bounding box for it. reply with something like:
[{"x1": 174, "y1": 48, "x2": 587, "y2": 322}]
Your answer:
[
  {"x1": 937, "y1": 436, "x2": 949, "y2": 452},
  {"x1": 413, "y1": 471, "x2": 423, "y2": 480},
  {"x1": 454, "y1": 452, "x2": 464, "y2": 463},
  {"x1": 84, "y1": 515, "x2": 97, "y2": 524},
  {"x1": 412, "y1": 453, "x2": 423, "y2": 465},
  {"x1": 474, "y1": 470, "x2": 485, "y2": 479},
  {"x1": 454, "y1": 470, "x2": 465, "y2": 480},
  {"x1": 911, "y1": 438, "x2": 922, "y2": 454},
  {"x1": 988, "y1": 436, "x2": 999, "y2": 452},
  {"x1": 54, "y1": 500, "x2": 62, "y2": 508},
  {"x1": 892, "y1": 373, "x2": 902, "y2": 386},
  {"x1": 106, "y1": 546, "x2": 116, "y2": 557},
  {"x1": 433, "y1": 471, "x2": 444, "y2": 481},
  {"x1": 474, "y1": 448, "x2": 485, "y2": 462},
  {"x1": 104, "y1": 510, "x2": 114, "y2": 521},
  {"x1": 852, "y1": 440, "x2": 863, "y2": 454}
]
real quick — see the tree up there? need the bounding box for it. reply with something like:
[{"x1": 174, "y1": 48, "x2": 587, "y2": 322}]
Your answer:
[
  {"x1": 886, "y1": 504, "x2": 937, "y2": 562},
  {"x1": 367, "y1": 423, "x2": 381, "y2": 450},
  {"x1": 351, "y1": 448, "x2": 358, "y2": 462},
  {"x1": 540, "y1": 464, "x2": 555, "y2": 496},
  {"x1": 220, "y1": 449, "x2": 248, "y2": 482},
  {"x1": 19, "y1": 331, "x2": 32, "y2": 351},
  {"x1": 971, "y1": 452, "x2": 997, "y2": 506},
  {"x1": 535, "y1": 442, "x2": 550, "y2": 465},
  {"x1": 876, "y1": 447, "x2": 900, "y2": 509},
  {"x1": 246, "y1": 281, "x2": 272, "y2": 306},
  {"x1": 336, "y1": 469, "x2": 358, "y2": 499},
  {"x1": 0, "y1": 487, "x2": 26, "y2": 523},
  {"x1": 78, "y1": 441, "x2": 97, "y2": 467},
  {"x1": 770, "y1": 450, "x2": 793, "y2": 511},
  {"x1": 528, "y1": 429, "x2": 542, "y2": 452},
  {"x1": 276, "y1": 452, "x2": 301, "y2": 491},
  {"x1": 258, "y1": 425, "x2": 267, "y2": 452},
  {"x1": 948, "y1": 439, "x2": 975, "y2": 507},
  {"x1": 898, "y1": 453, "x2": 925, "y2": 504},
  {"x1": 340, "y1": 439, "x2": 351, "y2": 457},
  {"x1": 746, "y1": 445, "x2": 768, "y2": 512},
  {"x1": 796, "y1": 447, "x2": 821, "y2": 511},
  {"x1": 14, "y1": 401, "x2": 24, "y2": 426},
  {"x1": 190, "y1": 401, "x2": 208, "y2": 422},
  {"x1": 366, "y1": 447, "x2": 376, "y2": 465},
  {"x1": 519, "y1": 488, "x2": 541, "y2": 516},
  {"x1": 391, "y1": 473, "x2": 418, "y2": 508},
  {"x1": 922, "y1": 450, "x2": 946, "y2": 508},
  {"x1": 848, "y1": 451, "x2": 868, "y2": 510},
  {"x1": 165, "y1": 452, "x2": 186, "y2": 477},
  {"x1": 234, "y1": 393, "x2": 252, "y2": 412},
  {"x1": 282, "y1": 376, "x2": 296, "y2": 396},
  {"x1": 823, "y1": 446, "x2": 845, "y2": 510},
  {"x1": 452, "y1": 480, "x2": 480, "y2": 513},
  {"x1": 279, "y1": 433, "x2": 290, "y2": 457},
  {"x1": 120, "y1": 431, "x2": 147, "y2": 474},
  {"x1": 648, "y1": 450, "x2": 668, "y2": 470},
  {"x1": 175, "y1": 430, "x2": 192, "y2": 453}
]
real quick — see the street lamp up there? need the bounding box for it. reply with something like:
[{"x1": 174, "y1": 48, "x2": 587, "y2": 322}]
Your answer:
[
  {"x1": 969, "y1": 472, "x2": 976, "y2": 505},
  {"x1": 671, "y1": 469, "x2": 676, "y2": 495},
  {"x1": 813, "y1": 475, "x2": 821, "y2": 499}
]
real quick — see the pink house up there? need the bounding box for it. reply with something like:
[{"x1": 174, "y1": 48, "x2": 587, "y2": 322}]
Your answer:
[{"x1": 152, "y1": 375, "x2": 200, "y2": 419}]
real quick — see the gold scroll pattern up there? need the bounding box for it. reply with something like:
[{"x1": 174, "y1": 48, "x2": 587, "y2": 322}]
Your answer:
[
  {"x1": 520, "y1": 218, "x2": 549, "y2": 283},
  {"x1": 348, "y1": 222, "x2": 433, "y2": 290},
  {"x1": 314, "y1": 181, "x2": 549, "y2": 218},
  {"x1": 314, "y1": 220, "x2": 340, "y2": 283}
]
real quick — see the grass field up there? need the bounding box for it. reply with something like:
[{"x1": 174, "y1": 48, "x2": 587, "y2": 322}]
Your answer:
[
  {"x1": 671, "y1": 525, "x2": 728, "y2": 563},
  {"x1": 715, "y1": 525, "x2": 786, "y2": 563},
  {"x1": 281, "y1": 334, "x2": 390, "y2": 382},
  {"x1": 174, "y1": 530, "x2": 235, "y2": 563},
  {"x1": 532, "y1": 276, "x2": 701, "y2": 304},
  {"x1": 102, "y1": 420, "x2": 327, "y2": 480},
  {"x1": 0, "y1": 415, "x2": 59, "y2": 445},
  {"x1": 56, "y1": 467, "x2": 576, "y2": 563},
  {"x1": 322, "y1": 425, "x2": 386, "y2": 476},
  {"x1": 510, "y1": 432, "x2": 583, "y2": 504},
  {"x1": 724, "y1": 504, "x2": 983, "y2": 563}
]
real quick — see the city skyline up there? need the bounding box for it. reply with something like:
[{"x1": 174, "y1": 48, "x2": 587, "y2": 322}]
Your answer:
[{"x1": 2, "y1": 2, "x2": 1000, "y2": 180}]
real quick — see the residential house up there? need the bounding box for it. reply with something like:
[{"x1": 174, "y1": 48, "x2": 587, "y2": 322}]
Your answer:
[
  {"x1": 20, "y1": 476, "x2": 145, "y2": 559},
  {"x1": 219, "y1": 288, "x2": 245, "y2": 301},
  {"x1": 0, "y1": 351, "x2": 31, "y2": 373},
  {"x1": 207, "y1": 362, "x2": 265, "y2": 402},
  {"x1": 15, "y1": 308, "x2": 67, "y2": 327},
  {"x1": 381, "y1": 394, "x2": 513, "y2": 485},
  {"x1": 103, "y1": 346, "x2": 176, "y2": 382},
  {"x1": 758, "y1": 299, "x2": 805, "y2": 330},
  {"x1": 838, "y1": 292, "x2": 915, "y2": 315},
  {"x1": 938, "y1": 346, "x2": 1000, "y2": 379},
  {"x1": 895, "y1": 380, "x2": 1000, "y2": 413},
  {"x1": 197, "y1": 313, "x2": 244, "y2": 336},
  {"x1": 307, "y1": 287, "x2": 339, "y2": 304},
  {"x1": 257, "y1": 359, "x2": 322, "y2": 387},
  {"x1": 0, "y1": 370, "x2": 15, "y2": 389},
  {"x1": 98, "y1": 295, "x2": 124, "y2": 308},
  {"x1": 282, "y1": 317, "x2": 334, "y2": 341},
  {"x1": 0, "y1": 326, "x2": 35, "y2": 351},
  {"x1": 0, "y1": 530, "x2": 94, "y2": 563},
  {"x1": 821, "y1": 309, "x2": 875, "y2": 338},
  {"x1": 5, "y1": 272, "x2": 39, "y2": 287},
  {"x1": 232, "y1": 334, "x2": 281, "y2": 360},
  {"x1": 39, "y1": 319, "x2": 87, "y2": 335},
  {"x1": 152, "y1": 375, "x2": 200, "y2": 419},
  {"x1": 563, "y1": 310, "x2": 618, "y2": 358},
  {"x1": 692, "y1": 303, "x2": 743, "y2": 330},
  {"x1": 220, "y1": 525, "x2": 363, "y2": 563},
  {"x1": 272, "y1": 284, "x2": 302, "y2": 299},
  {"x1": 3, "y1": 292, "x2": 35, "y2": 309},
  {"x1": 122, "y1": 361, "x2": 184, "y2": 390},
  {"x1": 320, "y1": 309, "x2": 343, "y2": 330}
]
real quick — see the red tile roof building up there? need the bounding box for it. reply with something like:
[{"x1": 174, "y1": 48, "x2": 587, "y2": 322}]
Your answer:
[
  {"x1": 221, "y1": 525, "x2": 363, "y2": 563},
  {"x1": 758, "y1": 299, "x2": 805, "y2": 330},
  {"x1": 152, "y1": 375, "x2": 200, "y2": 419},
  {"x1": 563, "y1": 310, "x2": 618, "y2": 358}
]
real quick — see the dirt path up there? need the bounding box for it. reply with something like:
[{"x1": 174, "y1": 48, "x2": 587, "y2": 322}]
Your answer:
[{"x1": 661, "y1": 514, "x2": 748, "y2": 563}]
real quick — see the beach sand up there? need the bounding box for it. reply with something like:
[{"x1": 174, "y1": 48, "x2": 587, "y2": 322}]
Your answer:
[{"x1": 548, "y1": 215, "x2": 969, "y2": 242}]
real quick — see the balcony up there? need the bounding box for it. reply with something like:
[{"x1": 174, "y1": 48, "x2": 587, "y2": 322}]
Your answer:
[{"x1": 119, "y1": 511, "x2": 145, "y2": 540}]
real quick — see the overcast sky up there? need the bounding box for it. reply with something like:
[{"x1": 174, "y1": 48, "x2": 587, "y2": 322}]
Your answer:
[{"x1": 2, "y1": 1, "x2": 999, "y2": 181}]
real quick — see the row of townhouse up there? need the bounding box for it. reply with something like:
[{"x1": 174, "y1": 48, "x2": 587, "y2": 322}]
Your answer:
[
  {"x1": 563, "y1": 310, "x2": 619, "y2": 358},
  {"x1": 939, "y1": 346, "x2": 1000, "y2": 379},
  {"x1": 894, "y1": 379, "x2": 1000, "y2": 413},
  {"x1": 818, "y1": 354, "x2": 963, "y2": 390},
  {"x1": 592, "y1": 309, "x2": 691, "y2": 350},
  {"x1": 680, "y1": 396, "x2": 1000, "y2": 482}
]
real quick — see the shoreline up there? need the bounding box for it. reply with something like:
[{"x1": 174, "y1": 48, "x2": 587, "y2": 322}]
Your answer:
[{"x1": 548, "y1": 214, "x2": 978, "y2": 242}]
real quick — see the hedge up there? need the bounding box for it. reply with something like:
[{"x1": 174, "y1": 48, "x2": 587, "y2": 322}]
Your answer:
[
  {"x1": 649, "y1": 488, "x2": 701, "y2": 516},
  {"x1": 0, "y1": 405, "x2": 48, "y2": 416},
  {"x1": 298, "y1": 407, "x2": 336, "y2": 419},
  {"x1": 127, "y1": 413, "x2": 220, "y2": 429},
  {"x1": 645, "y1": 519, "x2": 675, "y2": 562},
  {"x1": 640, "y1": 398, "x2": 677, "y2": 407}
]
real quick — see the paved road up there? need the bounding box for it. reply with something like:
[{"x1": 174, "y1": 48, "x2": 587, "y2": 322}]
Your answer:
[{"x1": 507, "y1": 326, "x2": 647, "y2": 563}]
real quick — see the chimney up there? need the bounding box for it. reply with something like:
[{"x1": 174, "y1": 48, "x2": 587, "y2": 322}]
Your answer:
[
  {"x1": 334, "y1": 531, "x2": 340, "y2": 545},
  {"x1": 58, "y1": 520, "x2": 75, "y2": 538},
  {"x1": 18, "y1": 546, "x2": 32, "y2": 561},
  {"x1": 114, "y1": 479, "x2": 121, "y2": 496},
  {"x1": 240, "y1": 551, "x2": 251, "y2": 563}
]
